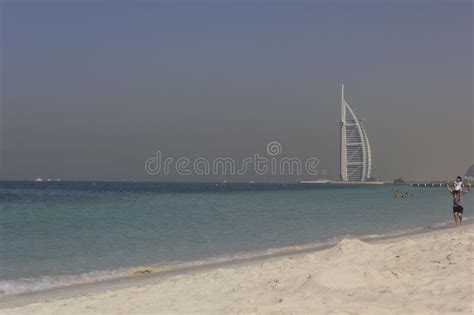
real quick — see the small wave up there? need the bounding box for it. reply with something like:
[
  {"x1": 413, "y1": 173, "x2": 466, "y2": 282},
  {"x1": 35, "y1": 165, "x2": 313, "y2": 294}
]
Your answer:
[
  {"x1": 0, "y1": 269, "x2": 128, "y2": 296},
  {"x1": 361, "y1": 227, "x2": 426, "y2": 240},
  {"x1": 0, "y1": 238, "x2": 344, "y2": 296}
]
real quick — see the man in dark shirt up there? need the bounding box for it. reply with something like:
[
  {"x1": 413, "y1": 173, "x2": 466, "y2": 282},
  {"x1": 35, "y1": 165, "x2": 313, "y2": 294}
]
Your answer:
[{"x1": 447, "y1": 180, "x2": 471, "y2": 226}]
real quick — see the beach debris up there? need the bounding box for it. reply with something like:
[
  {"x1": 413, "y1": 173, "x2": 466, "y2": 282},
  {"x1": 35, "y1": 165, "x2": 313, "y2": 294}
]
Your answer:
[
  {"x1": 391, "y1": 271, "x2": 399, "y2": 279},
  {"x1": 134, "y1": 268, "x2": 153, "y2": 274},
  {"x1": 278, "y1": 298, "x2": 283, "y2": 303}
]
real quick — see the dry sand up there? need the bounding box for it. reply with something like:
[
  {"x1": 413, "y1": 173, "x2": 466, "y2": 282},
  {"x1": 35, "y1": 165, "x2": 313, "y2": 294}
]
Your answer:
[{"x1": 1, "y1": 224, "x2": 472, "y2": 314}]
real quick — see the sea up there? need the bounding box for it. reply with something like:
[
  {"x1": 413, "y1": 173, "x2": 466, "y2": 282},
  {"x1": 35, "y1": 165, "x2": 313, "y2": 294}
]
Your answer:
[{"x1": 0, "y1": 181, "x2": 465, "y2": 296}]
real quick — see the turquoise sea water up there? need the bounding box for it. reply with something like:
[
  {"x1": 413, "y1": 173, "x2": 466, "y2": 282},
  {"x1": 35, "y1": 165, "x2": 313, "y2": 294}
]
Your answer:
[{"x1": 0, "y1": 181, "x2": 468, "y2": 295}]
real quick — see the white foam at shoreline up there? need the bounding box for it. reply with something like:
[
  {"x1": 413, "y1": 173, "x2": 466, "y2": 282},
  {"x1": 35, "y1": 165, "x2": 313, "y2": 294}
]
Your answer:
[{"x1": 0, "y1": 270, "x2": 128, "y2": 296}]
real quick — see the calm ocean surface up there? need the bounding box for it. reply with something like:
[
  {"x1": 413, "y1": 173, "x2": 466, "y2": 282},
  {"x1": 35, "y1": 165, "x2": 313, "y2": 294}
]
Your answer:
[{"x1": 0, "y1": 181, "x2": 465, "y2": 295}]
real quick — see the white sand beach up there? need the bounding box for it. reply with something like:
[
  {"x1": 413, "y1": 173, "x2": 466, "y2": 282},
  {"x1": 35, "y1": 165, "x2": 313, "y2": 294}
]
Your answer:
[{"x1": 1, "y1": 224, "x2": 472, "y2": 315}]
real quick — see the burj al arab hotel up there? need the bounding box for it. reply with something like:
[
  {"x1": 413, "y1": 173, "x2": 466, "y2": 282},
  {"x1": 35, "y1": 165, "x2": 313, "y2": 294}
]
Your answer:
[{"x1": 340, "y1": 85, "x2": 372, "y2": 181}]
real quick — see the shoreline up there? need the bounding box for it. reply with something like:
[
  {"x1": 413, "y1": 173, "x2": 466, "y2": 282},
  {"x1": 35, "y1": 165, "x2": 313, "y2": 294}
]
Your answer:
[{"x1": 1, "y1": 220, "x2": 472, "y2": 312}]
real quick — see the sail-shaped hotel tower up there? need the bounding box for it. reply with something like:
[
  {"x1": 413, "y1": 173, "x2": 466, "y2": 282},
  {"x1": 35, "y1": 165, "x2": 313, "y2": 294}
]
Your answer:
[{"x1": 340, "y1": 85, "x2": 372, "y2": 181}]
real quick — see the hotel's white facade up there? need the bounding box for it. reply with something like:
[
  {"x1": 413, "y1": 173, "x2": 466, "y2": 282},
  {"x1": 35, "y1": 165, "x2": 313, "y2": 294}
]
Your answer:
[{"x1": 340, "y1": 85, "x2": 372, "y2": 181}]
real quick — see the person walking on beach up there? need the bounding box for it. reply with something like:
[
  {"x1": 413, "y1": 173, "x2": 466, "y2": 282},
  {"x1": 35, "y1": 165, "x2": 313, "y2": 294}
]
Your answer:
[{"x1": 447, "y1": 179, "x2": 471, "y2": 226}]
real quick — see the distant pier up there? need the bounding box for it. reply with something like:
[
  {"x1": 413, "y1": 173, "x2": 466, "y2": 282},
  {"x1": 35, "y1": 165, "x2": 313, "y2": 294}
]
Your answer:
[{"x1": 410, "y1": 182, "x2": 447, "y2": 187}]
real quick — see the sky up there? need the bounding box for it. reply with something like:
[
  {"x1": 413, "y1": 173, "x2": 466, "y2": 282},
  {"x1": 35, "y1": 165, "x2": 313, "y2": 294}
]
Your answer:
[{"x1": 0, "y1": 0, "x2": 472, "y2": 182}]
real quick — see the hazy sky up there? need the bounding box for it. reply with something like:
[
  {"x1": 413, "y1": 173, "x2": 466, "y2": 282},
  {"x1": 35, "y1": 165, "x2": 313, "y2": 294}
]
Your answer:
[{"x1": 0, "y1": 0, "x2": 472, "y2": 181}]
